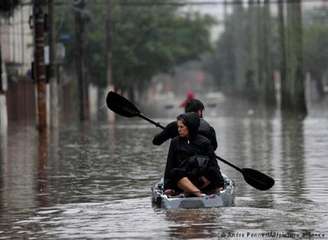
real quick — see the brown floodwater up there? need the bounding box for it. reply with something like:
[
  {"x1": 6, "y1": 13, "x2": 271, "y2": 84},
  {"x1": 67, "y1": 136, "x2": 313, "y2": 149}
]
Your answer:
[{"x1": 0, "y1": 101, "x2": 328, "y2": 239}]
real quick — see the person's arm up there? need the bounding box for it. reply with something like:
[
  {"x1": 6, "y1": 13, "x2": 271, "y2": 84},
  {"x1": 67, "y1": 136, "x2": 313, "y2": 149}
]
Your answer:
[
  {"x1": 164, "y1": 139, "x2": 177, "y2": 189},
  {"x1": 152, "y1": 121, "x2": 178, "y2": 145},
  {"x1": 209, "y1": 126, "x2": 218, "y2": 151},
  {"x1": 203, "y1": 143, "x2": 218, "y2": 168},
  {"x1": 204, "y1": 141, "x2": 224, "y2": 187}
]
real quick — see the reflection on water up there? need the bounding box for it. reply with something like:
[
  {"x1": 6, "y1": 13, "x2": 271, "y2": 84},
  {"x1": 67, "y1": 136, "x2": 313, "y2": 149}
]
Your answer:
[
  {"x1": 1, "y1": 106, "x2": 328, "y2": 239},
  {"x1": 165, "y1": 209, "x2": 221, "y2": 239},
  {"x1": 37, "y1": 130, "x2": 49, "y2": 208},
  {"x1": 1, "y1": 125, "x2": 38, "y2": 211},
  {"x1": 281, "y1": 115, "x2": 306, "y2": 200}
]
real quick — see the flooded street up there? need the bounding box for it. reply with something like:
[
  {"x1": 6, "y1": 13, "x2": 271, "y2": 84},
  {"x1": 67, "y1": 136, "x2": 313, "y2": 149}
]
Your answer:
[
  {"x1": 1, "y1": 0, "x2": 327, "y2": 238},
  {"x1": 1, "y1": 103, "x2": 328, "y2": 239}
]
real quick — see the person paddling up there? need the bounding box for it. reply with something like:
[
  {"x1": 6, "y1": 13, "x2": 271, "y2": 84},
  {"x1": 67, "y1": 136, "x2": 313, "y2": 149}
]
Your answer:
[
  {"x1": 106, "y1": 91, "x2": 275, "y2": 191},
  {"x1": 153, "y1": 99, "x2": 218, "y2": 150},
  {"x1": 164, "y1": 112, "x2": 224, "y2": 197}
]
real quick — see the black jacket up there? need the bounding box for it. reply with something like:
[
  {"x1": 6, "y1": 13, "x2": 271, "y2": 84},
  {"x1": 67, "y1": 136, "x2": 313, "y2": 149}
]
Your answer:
[
  {"x1": 164, "y1": 134, "x2": 221, "y2": 190},
  {"x1": 152, "y1": 119, "x2": 218, "y2": 150}
]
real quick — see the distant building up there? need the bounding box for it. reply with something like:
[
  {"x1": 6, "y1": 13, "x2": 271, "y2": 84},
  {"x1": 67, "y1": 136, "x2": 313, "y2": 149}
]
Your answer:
[
  {"x1": 0, "y1": 1, "x2": 33, "y2": 80},
  {"x1": 0, "y1": 1, "x2": 35, "y2": 122}
]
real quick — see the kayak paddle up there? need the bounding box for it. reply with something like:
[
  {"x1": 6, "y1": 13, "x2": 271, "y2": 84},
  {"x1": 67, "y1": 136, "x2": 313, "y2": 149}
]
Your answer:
[
  {"x1": 106, "y1": 91, "x2": 275, "y2": 191},
  {"x1": 106, "y1": 91, "x2": 164, "y2": 128},
  {"x1": 216, "y1": 156, "x2": 274, "y2": 191}
]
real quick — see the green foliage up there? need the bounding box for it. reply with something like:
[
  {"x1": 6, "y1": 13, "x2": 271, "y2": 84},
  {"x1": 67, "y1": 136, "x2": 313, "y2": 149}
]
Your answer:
[
  {"x1": 0, "y1": 0, "x2": 19, "y2": 13},
  {"x1": 111, "y1": 1, "x2": 215, "y2": 91},
  {"x1": 206, "y1": 5, "x2": 248, "y2": 92},
  {"x1": 304, "y1": 24, "x2": 328, "y2": 78},
  {"x1": 56, "y1": 0, "x2": 215, "y2": 90},
  {"x1": 206, "y1": 24, "x2": 235, "y2": 90},
  {"x1": 85, "y1": 2, "x2": 107, "y2": 87},
  {"x1": 207, "y1": 3, "x2": 327, "y2": 103}
]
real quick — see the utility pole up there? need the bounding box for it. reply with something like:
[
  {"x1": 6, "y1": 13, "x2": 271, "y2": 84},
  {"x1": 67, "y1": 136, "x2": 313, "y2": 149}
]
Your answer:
[
  {"x1": 74, "y1": 0, "x2": 89, "y2": 121},
  {"x1": 33, "y1": 0, "x2": 47, "y2": 131},
  {"x1": 106, "y1": 0, "x2": 115, "y2": 122},
  {"x1": 48, "y1": 0, "x2": 59, "y2": 128}
]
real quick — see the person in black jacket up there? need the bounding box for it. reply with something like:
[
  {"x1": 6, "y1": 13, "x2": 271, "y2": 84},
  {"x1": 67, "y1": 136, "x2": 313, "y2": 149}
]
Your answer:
[
  {"x1": 164, "y1": 112, "x2": 224, "y2": 197},
  {"x1": 152, "y1": 99, "x2": 218, "y2": 150}
]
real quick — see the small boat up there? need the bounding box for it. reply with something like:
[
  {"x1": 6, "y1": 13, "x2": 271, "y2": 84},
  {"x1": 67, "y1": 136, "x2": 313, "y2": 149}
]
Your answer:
[{"x1": 151, "y1": 174, "x2": 235, "y2": 209}]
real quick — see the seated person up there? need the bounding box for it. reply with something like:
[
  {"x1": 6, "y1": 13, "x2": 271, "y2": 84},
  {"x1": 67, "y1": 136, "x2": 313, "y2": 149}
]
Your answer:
[
  {"x1": 152, "y1": 99, "x2": 218, "y2": 150},
  {"x1": 164, "y1": 112, "x2": 224, "y2": 197}
]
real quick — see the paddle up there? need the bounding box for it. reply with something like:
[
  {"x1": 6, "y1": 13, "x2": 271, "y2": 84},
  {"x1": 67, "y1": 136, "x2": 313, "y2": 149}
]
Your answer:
[{"x1": 106, "y1": 91, "x2": 275, "y2": 191}]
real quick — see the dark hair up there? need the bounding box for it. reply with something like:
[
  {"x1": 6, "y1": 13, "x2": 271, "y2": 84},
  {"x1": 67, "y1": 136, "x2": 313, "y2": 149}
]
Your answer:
[
  {"x1": 177, "y1": 112, "x2": 200, "y2": 138},
  {"x1": 184, "y1": 99, "x2": 204, "y2": 113}
]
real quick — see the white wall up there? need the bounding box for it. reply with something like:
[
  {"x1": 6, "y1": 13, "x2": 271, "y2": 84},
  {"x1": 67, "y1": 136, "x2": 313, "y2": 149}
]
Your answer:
[{"x1": 0, "y1": 1, "x2": 33, "y2": 75}]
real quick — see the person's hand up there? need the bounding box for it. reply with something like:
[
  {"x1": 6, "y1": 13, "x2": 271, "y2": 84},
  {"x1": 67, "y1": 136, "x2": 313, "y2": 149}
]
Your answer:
[
  {"x1": 199, "y1": 176, "x2": 210, "y2": 189},
  {"x1": 165, "y1": 121, "x2": 178, "y2": 138}
]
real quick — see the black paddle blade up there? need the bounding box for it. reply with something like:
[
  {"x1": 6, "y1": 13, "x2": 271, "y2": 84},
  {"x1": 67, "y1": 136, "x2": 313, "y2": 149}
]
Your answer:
[
  {"x1": 241, "y1": 168, "x2": 275, "y2": 191},
  {"x1": 106, "y1": 91, "x2": 140, "y2": 117}
]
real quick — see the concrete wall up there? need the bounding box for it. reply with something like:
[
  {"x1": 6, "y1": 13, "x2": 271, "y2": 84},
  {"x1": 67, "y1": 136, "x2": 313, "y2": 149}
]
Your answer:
[{"x1": 0, "y1": 1, "x2": 33, "y2": 76}]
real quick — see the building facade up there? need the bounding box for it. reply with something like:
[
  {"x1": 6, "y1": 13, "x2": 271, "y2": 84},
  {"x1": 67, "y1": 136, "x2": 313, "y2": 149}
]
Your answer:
[{"x1": 0, "y1": 1, "x2": 33, "y2": 80}]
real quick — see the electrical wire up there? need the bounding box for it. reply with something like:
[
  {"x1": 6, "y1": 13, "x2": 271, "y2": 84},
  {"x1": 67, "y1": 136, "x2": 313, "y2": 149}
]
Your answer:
[{"x1": 19, "y1": 0, "x2": 328, "y2": 6}]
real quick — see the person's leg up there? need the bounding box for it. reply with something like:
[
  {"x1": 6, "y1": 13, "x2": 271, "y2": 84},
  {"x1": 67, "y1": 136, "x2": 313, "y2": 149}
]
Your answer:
[
  {"x1": 207, "y1": 168, "x2": 224, "y2": 186},
  {"x1": 201, "y1": 168, "x2": 224, "y2": 194},
  {"x1": 199, "y1": 176, "x2": 210, "y2": 189},
  {"x1": 177, "y1": 177, "x2": 204, "y2": 197}
]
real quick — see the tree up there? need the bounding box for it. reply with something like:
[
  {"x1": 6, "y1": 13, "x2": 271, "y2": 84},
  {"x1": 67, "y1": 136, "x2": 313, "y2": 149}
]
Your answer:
[
  {"x1": 281, "y1": 0, "x2": 307, "y2": 114},
  {"x1": 258, "y1": 0, "x2": 275, "y2": 105},
  {"x1": 231, "y1": 0, "x2": 246, "y2": 94},
  {"x1": 278, "y1": 0, "x2": 287, "y2": 106},
  {"x1": 0, "y1": 0, "x2": 19, "y2": 13},
  {"x1": 57, "y1": 0, "x2": 215, "y2": 101},
  {"x1": 207, "y1": 1, "x2": 276, "y2": 104},
  {"x1": 110, "y1": 1, "x2": 215, "y2": 99},
  {"x1": 74, "y1": 0, "x2": 89, "y2": 121},
  {"x1": 303, "y1": 15, "x2": 328, "y2": 100}
]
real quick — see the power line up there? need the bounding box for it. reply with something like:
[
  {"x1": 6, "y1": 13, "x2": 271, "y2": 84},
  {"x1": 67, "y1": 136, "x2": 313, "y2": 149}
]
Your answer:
[
  {"x1": 113, "y1": 0, "x2": 327, "y2": 6},
  {"x1": 19, "y1": 0, "x2": 328, "y2": 6}
]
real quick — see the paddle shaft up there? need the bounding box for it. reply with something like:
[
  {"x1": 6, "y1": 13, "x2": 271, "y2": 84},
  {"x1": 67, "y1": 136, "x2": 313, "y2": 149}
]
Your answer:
[
  {"x1": 142, "y1": 113, "x2": 274, "y2": 190},
  {"x1": 139, "y1": 113, "x2": 165, "y2": 130},
  {"x1": 105, "y1": 91, "x2": 274, "y2": 190},
  {"x1": 139, "y1": 113, "x2": 243, "y2": 172},
  {"x1": 216, "y1": 155, "x2": 242, "y2": 172}
]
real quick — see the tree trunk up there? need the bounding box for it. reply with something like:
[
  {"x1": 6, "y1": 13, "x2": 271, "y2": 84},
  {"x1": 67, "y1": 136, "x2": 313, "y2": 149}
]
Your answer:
[
  {"x1": 232, "y1": 0, "x2": 246, "y2": 93},
  {"x1": 260, "y1": 0, "x2": 276, "y2": 106},
  {"x1": 282, "y1": 0, "x2": 307, "y2": 114},
  {"x1": 245, "y1": 0, "x2": 259, "y2": 99},
  {"x1": 74, "y1": 0, "x2": 89, "y2": 121},
  {"x1": 278, "y1": 0, "x2": 287, "y2": 107},
  {"x1": 48, "y1": 0, "x2": 59, "y2": 128},
  {"x1": 256, "y1": 0, "x2": 263, "y2": 97},
  {"x1": 33, "y1": 0, "x2": 47, "y2": 131},
  {"x1": 106, "y1": 0, "x2": 116, "y2": 123}
]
